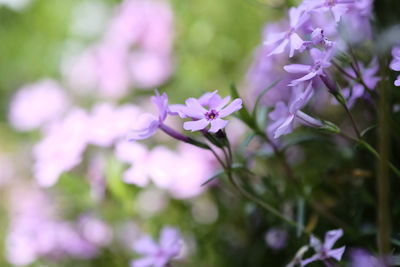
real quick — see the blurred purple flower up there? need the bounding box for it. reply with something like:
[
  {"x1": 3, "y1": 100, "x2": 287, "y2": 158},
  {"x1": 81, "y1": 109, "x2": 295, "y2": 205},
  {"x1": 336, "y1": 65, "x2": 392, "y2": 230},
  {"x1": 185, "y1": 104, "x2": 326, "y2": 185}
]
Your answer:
[
  {"x1": 268, "y1": 82, "x2": 322, "y2": 138},
  {"x1": 181, "y1": 92, "x2": 242, "y2": 133},
  {"x1": 349, "y1": 248, "x2": 385, "y2": 267},
  {"x1": 263, "y1": 7, "x2": 309, "y2": 57},
  {"x1": 390, "y1": 46, "x2": 400, "y2": 71},
  {"x1": 265, "y1": 227, "x2": 288, "y2": 250},
  {"x1": 303, "y1": 0, "x2": 354, "y2": 23},
  {"x1": 128, "y1": 90, "x2": 169, "y2": 141},
  {"x1": 301, "y1": 229, "x2": 346, "y2": 266},
  {"x1": 395, "y1": 75, "x2": 400, "y2": 87},
  {"x1": 340, "y1": 58, "x2": 380, "y2": 107},
  {"x1": 8, "y1": 79, "x2": 70, "y2": 131},
  {"x1": 284, "y1": 48, "x2": 333, "y2": 86},
  {"x1": 131, "y1": 227, "x2": 182, "y2": 267}
]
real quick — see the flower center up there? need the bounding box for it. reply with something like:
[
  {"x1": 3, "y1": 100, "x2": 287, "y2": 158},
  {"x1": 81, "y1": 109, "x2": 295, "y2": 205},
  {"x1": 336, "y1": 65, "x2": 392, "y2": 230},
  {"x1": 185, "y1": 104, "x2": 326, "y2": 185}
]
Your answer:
[{"x1": 205, "y1": 109, "x2": 219, "y2": 121}]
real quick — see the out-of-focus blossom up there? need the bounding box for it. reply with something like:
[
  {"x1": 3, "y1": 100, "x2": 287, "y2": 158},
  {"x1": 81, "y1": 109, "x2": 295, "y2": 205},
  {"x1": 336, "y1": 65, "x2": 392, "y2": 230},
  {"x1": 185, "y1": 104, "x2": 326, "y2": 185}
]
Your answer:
[
  {"x1": 395, "y1": 75, "x2": 400, "y2": 87},
  {"x1": 301, "y1": 229, "x2": 346, "y2": 266},
  {"x1": 302, "y1": 0, "x2": 354, "y2": 23},
  {"x1": 6, "y1": 185, "x2": 106, "y2": 266},
  {"x1": 341, "y1": 0, "x2": 374, "y2": 43},
  {"x1": 0, "y1": 0, "x2": 31, "y2": 11},
  {"x1": 88, "y1": 103, "x2": 140, "y2": 147},
  {"x1": 33, "y1": 109, "x2": 89, "y2": 187},
  {"x1": 79, "y1": 215, "x2": 113, "y2": 247},
  {"x1": 131, "y1": 227, "x2": 183, "y2": 267},
  {"x1": 87, "y1": 153, "x2": 107, "y2": 202},
  {"x1": 268, "y1": 82, "x2": 322, "y2": 139},
  {"x1": 349, "y1": 248, "x2": 385, "y2": 267},
  {"x1": 63, "y1": 45, "x2": 131, "y2": 99},
  {"x1": 8, "y1": 79, "x2": 70, "y2": 131},
  {"x1": 128, "y1": 91, "x2": 169, "y2": 141},
  {"x1": 115, "y1": 141, "x2": 152, "y2": 187},
  {"x1": 180, "y1": 92, "x2": 242, "y2": 133},
  {"x1": 284, "y1": 48, "x2": 333, "y2": 86},
  {"x1": 390, "y1": 46, "x2": 400, "y2": 71},
  {"x1": 340, "y1": 58, "x2": 380, "y2": 107},
  {"x1": 263, "y1": 7, "x2": 309, "y2": 57},
  {"x1": 265, "y1": 227, "x2": 288, "y2": 250}
]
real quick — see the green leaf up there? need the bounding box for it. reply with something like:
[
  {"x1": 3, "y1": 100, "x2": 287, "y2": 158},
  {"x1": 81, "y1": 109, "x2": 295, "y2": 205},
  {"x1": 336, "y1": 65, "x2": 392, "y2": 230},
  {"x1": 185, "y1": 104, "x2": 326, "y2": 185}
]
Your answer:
[
  {"x1": 361, "y1": 124, "x2": 377, "y2": 137},
  {"x1": 201, "y1": 169, "x2": 225, "y2": 186}
]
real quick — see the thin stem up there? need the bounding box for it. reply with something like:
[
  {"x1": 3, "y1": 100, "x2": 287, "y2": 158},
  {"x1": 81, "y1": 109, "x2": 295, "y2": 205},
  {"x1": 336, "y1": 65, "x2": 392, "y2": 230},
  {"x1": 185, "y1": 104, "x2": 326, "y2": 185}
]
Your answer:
[
  {"x1": 208, "y1": 146, "x2": 227, "y2": 170},
  {"x1": 333, "y1": 61, "x2": 357, "y2": 80},
  {"x1": 342, "y1": 104, "x2": 362, "y2": 139}
]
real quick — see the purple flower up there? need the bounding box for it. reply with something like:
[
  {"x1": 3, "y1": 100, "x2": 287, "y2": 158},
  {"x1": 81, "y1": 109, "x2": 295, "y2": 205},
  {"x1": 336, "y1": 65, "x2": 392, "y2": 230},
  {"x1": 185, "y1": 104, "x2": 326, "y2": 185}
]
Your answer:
[
  {"x1": 265, "y1": 228, "x2": 288, "y2": 250},
  {"x1": 263, "y1": 7, "x2": 309, "y2": 57},
  {"x1": 349, "y1": 248, "x2": 385, "y2": 267},
  {"x1": 341, "y1": 58, "x2": 380, "y2": 107},
  {"x1": 268, "y1": 82, "x2": 322, "y2": 138},
  {"x1": 131, "y1": 227, "x2": 183, "y2": 267},
  {"x1": 390, "y1": 46, "x2": 400, "y2": 71},
  {"x1": 180, "y1": 92, "x2": 242, "y2": 133},
  {"x1": 395, "y1": 75, "x2": 400, "y2": 87},
  {"x1": 303, "y1": 0, "x2": 354, "y2": 23},
  {"x1": 284, "y1": 48, "x2": 333, "y2": 86},
  {"x1": 128, "y1": 90, "x2": 169, "y2": 140},
  {"x1": 301, "y1": 229, "x2": 346, "y2": 266}
]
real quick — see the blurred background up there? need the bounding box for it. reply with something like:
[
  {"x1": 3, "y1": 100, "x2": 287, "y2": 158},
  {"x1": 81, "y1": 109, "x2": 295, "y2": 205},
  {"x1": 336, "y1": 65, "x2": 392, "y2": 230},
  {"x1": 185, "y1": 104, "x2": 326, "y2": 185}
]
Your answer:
[{"x1": 1, "y1": 0, "x2": 400, "y2": 266}]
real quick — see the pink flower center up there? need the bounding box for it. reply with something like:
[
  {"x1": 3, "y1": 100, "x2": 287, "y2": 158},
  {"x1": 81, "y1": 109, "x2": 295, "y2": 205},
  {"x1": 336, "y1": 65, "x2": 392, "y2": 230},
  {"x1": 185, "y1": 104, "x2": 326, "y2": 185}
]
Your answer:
[{"x1": 205, "y1": 109, "x2": 219, "y2": 121}]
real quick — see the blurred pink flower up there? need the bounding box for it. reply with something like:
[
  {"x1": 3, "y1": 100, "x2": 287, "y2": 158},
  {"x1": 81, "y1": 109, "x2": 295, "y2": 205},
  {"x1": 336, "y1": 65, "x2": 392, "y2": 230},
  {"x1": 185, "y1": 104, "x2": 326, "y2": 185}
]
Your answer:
[
  {"x1": 88, "y1": 103, "x2": 141, "y2": 147},
  {"x1": 8, "y1": 79, "x2": 70, "y2": 131},
  {"x1": 33, "y1": 109, "x2": 89, "y2": 187},
  {"x1": 63, "y1": 45, "x2": 130, "y2": 99}
]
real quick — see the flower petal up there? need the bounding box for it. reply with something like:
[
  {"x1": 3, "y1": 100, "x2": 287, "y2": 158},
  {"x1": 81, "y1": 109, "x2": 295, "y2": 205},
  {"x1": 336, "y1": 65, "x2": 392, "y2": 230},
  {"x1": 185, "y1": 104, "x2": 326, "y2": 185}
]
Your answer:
[
  {"x1": 127, "y1": 114, "x2": 159, "y2": 141},
  {"x1": 324, "y1": 229, "x2": 343, "y2": 250},
  {"x1": 209, "y1": 118, "x2": 228, "y2": 133},
  {"x1": 327, "y1": 246, "x2": 346, "y2": 261},
  {"x1": 132, "y1": 236, "x2": 158, "y2": 255},
  {"x1": 273, "y1": 114, "x2": 295, "y2": 139},
  {"x1": 284, "y1": 64, "x2": 311, "y2": 74},
  {"x1": 395, "y1": 75, "x2": 400, "y2": 87},
  {"x1": 219, "y1": 98, "x2": 243, "y2": 117},
  {"x1": 268, "y1": 38, "x2": 289, "y2": 56},
  {"x1": 183, "y1": 98, "x2": 208, "y2": 118},
  {"x1": 183, "y1": 119, "x2": 209, "y2": 132}
]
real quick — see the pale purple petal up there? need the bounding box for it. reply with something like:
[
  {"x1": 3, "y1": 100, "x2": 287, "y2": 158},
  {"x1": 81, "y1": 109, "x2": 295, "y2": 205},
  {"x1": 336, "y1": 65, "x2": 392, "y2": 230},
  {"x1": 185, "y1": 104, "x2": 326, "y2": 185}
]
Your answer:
[
  {"x1": 127, "y1": 114, "x2": 159, "y2": 141},
  {"x1": 331, "y1": 4, "x2": 349, "y2": 22},
  {"x1": 327, "y1": 246, "x2": 346, "y2": 261},
  {"x1": 395, "y1": 75, "x2": 400, "y2": 87},
  {"x1": 159, "y1": 227, "x2": 182, "y2": 257},
  {"x1": 219, "y1": 98, "x2": 243, "y2": 117},
  {"x1": 133, "y1": 236, "x2": 159, "y2": 255},
  {"x1": 289, "y1": 82, "x2": 314, "y2": 113},
  {"x1": 123, "y1": 166, "x2": 150, "y2": 187},
  {"x1": 183, "y1": 119, "x2": 209, "y2": 132},
  {"x1": 284, "y1": 64, "x2": 311, "y2": 74},
  {"x1": 269, "y1": 102, "x2": 289, "y2": 121},
  {"x1": 198, "y1": 90, "x2": 219, "y2": 106},
  {"x1": 268, "y1": 38, "x2": 289, "y2": 56},
  {"x1": 168, "y1": 104, "x2": 187, "y2": 118},
  {"x1": 289, "y1": 33, "x2": 303, "y2": 58},
  {"x1": 324, "y1": 229, "x2": 343, "y2": 250},
  {"x1": 182, "y1": 98, "x2": 208, "y2": 118},
  {"x1": 151, "y1": 90, "x2": 168, "y2": 121},
  {"x1": 289, "y1": 72, "x2": 317, "y2": 86},
  {"x1": 209, "y1": 118, "x2": 228, "y2": 133},
  {"x1": 310, "y1": 235, "x2": 322, "y2": 251},
  {"x1": 208, "y1": 94, "x2": 230, "y2": 110},
  {"x1": 273, "y1": 114, "x2": 295, "y2": 138},
  {"x1": 263, "y1": 32, "x2": 286, "y2": 45},
  {"x1": 390, "y1": 59, "x2": 400, "y2": 71}
]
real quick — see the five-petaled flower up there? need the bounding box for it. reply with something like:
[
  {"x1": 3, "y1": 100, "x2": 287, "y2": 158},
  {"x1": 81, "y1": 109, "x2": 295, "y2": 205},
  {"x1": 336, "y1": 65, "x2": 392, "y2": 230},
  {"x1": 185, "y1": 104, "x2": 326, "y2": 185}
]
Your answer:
[
  {"x1": 180, "y1": 91, "x2": 243, "y2": 133},
  {"x1": 301, "y1": 229, "x2": 346, "y2": 266}
]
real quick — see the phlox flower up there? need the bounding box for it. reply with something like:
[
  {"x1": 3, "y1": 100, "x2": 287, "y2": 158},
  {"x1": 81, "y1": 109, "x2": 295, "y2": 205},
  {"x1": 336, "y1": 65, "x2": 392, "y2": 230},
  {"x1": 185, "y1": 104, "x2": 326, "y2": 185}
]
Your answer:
[
  {"x1": 180, "y1": 92, "x2": 242, "y2": 133},
  {"x1": 349, "y1": 248, "x2": 386, "y2": 267},
  {"x1": 8, "y1": 79, "x2": 70, "y2": 131},
  {"x1": 390, "y1": 46, "x2": 400, "y2": 87},
  {"x1": 284, "y1": 48, "x2": 333, "y2": 86},
  {"x1": 263, "y1": 7, "x2": 309, "y2": 57},
  {"x1": 128, "y1": 90, "x2": 169, "y2": 141},
  {"x1": 131, "y1": 227, "x2": 182, "y2": 267},
  {"x1": 302, "y1": 0, "x2": 355, "y2": 23},
  {"x1": 301, "y1": 229, "x2": 346, "y2": 266},
  {"x1": 268, "y1": 82, "x2": 322, "y2": 139},
  {"x1": 341, "y1": 58, "x2": 380, "y2": 107}
]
